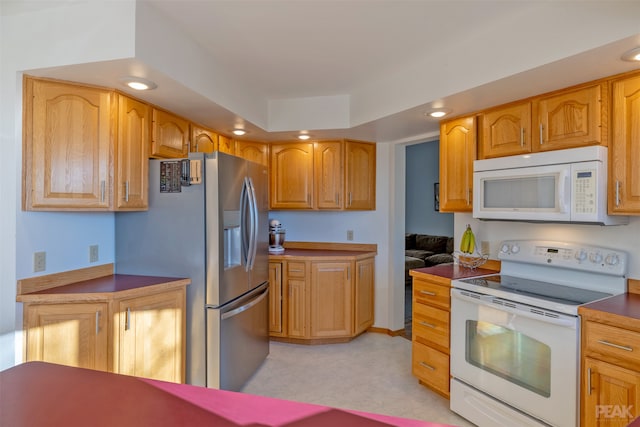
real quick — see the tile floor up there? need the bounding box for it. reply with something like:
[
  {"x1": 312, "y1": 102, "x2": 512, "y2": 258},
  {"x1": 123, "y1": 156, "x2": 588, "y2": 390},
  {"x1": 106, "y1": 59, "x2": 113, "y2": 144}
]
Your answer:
[{"x1": 242, "y1": 333, "x2": 475, "y2": 426}]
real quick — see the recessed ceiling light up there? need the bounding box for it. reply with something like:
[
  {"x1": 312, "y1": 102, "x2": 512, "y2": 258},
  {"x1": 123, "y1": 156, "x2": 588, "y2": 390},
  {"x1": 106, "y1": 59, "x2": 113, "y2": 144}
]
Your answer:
[
  {"x1": 298, "y1": 134, "x2": 310, "y2": 140},
  {"x1": 233, "y1": 129, "x2": 246, "y2": 136},
  {"x1": 119, "y1": 76, "x2": 157, "y2": 91},
  {"x1": 426, "y1": 108, "x2": 451, "y2": 119},
  {"x1": 621, "y1": 47, "x2": 640, "y2": 62}
]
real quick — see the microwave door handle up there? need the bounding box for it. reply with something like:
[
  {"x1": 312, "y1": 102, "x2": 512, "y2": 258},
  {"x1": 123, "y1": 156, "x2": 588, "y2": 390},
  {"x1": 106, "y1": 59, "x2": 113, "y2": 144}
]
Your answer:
[{"x1": 558, "y1": 171, "x2": 570, "y2": 213}]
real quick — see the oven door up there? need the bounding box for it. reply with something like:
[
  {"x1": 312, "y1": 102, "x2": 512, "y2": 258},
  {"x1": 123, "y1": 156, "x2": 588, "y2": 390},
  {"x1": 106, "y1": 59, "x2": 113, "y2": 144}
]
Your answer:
[{"x1": 450, "y1": 288, "x2": 579, "y2": 427}]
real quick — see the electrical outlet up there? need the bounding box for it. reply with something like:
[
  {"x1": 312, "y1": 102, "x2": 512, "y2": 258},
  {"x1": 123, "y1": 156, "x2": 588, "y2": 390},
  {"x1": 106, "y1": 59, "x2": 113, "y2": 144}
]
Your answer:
[
  {"x1": 347, "y1": 230, "x2": 354, "y2": 241},
  {"x1": 89, "y1": 245, "x2": 99, "y2": 263},
  {"x1": 33, "y1": 251, "x2": 46, "y2": 272}
]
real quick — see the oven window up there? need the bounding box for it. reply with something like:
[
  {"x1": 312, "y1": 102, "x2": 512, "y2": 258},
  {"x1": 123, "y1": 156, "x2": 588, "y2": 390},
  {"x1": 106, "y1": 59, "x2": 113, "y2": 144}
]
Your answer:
[{"x1": 465, "y1": 320, "x2": 551, "y2": 397}]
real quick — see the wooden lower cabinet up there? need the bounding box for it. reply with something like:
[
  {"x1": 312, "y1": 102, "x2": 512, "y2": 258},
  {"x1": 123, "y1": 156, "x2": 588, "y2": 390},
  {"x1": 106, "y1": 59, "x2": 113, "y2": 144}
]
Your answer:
[
  {"x1": 268, "y1": 250, "x2": 375, "y2": 343},
  {"x1": 268, "y1": 262, "x2": 283, "y2": 336},
  {"x1": 24, "y1": 302, "x2": 108, "y2": 371},
  {"x1": 411, "y1": 274, "x2": 451, "y2": 398},
  {"x1": 22, "y1": 285, "x2": 186, "y2": 383}
]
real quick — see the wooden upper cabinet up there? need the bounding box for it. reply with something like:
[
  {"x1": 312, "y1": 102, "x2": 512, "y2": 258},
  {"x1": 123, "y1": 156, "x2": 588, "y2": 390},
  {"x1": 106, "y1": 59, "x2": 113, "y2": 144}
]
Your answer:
[
  {"x1": 609, "y1": 73, "x2": 640, "y2": 214},
  {"x1": 314, "y1": 140, "x2": 343, "y2": 209},
  {"x1": 534, "y1": 83, "x2": 606, "y2": 151},
  {"x1": 479, "y1": 102, "x2": 531, "y2": 159},
  {"x1": 344, "y1": 140, "x2": 376, "y2": 210},
  {"x1": 439, "y1": 116, "x2": 476, "y2": 212},
  {"x1": 235, "y1": 140, "x2": 269, "y2": 166},
  {"x1": 218, "y1": 134, "x2": 234, "y2": 155},
  {"x1": 115, "y1": 95, "x2": 149, "y2": 210},
  {"x1": 269, "y1": 142, "x2": 314, "y2": 209},
  {"x1": 190, "y1": 124, "x2": 218, "y2": 153},
  {"x1": 150, "y1": 108, "x2": 189, "y2": 158},
  {"x1": 23, "y1": 77, "x2": 113, "y2": 210}
]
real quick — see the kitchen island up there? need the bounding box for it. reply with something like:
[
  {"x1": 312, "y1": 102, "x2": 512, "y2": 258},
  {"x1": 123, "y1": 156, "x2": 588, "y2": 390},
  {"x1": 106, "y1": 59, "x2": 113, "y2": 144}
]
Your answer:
[{"x1": 0, "y1": 361, "x2": 452, "y2": 427}]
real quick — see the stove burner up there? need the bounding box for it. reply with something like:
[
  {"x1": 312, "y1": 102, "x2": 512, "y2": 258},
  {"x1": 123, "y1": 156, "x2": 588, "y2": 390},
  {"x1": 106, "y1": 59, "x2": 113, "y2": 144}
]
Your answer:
[{"x1": 460, "y1": 274, "x2": 613, "y2": 306}]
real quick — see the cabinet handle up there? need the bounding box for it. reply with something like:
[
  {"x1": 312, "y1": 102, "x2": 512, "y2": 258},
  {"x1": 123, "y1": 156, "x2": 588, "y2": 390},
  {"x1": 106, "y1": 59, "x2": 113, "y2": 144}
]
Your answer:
[
  {"x1": 419, "y1": 321, "x2": 436, "y2": 328},
  {"x1": 348, "y1": 192, "x2": 353, "y2": 207},
  {"x1": 419, "y1": 361, "x2": 435, "y2": 371},
  {"x1": 125, "y1": 181, "x2": 129, "y2": 202},
  {"x1": 100, "y1": 181, "x2": 105, "y2": 203},
  {"x1": 347, "y1": 266, "x2": 350, "y2": 281},
  {"x1": 95, "y1": 311, "x2": 100, "y2": 335},
  {"x1": 597, "y1": 339, "x2": 633, "y2": 352},
  {"x1": 335, "y1": 193, "x2": 339, "y2": 205},
  {"x1": 520, "y1": 127, "x2": 524, "y2": 147},
  {"x1": 616, "y1": 181, "x2": 621, "y2": 207},
  {"x1": 125, "y1": 307, "x2": 131, "y2": 331},
  {"x1": 539, "y1": 123, "x2": 544, "y2": 145},
  {"x1": 419, "y1": 290, "x2": 437, "y2": 296},
  {"x1": 587, "y1": 367, "x2": 592, "y2": 395}
]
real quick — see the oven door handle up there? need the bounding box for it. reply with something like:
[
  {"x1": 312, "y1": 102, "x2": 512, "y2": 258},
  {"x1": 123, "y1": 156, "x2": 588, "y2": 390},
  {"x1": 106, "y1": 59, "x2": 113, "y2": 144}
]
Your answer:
[{"x1": 451, "y1": 289, "x2": 577, "y2": 329}]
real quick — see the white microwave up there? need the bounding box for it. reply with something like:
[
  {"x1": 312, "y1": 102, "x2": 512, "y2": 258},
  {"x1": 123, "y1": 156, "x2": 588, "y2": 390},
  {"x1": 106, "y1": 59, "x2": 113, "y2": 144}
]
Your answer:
[{"x1": 473, "y1": 146, "x2": 628, "y2": 225}]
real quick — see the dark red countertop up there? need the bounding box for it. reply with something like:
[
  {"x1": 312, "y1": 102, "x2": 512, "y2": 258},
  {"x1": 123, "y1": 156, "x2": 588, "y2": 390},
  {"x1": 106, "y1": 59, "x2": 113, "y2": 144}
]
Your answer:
[
  {"x1": 580, "y1": 292, "x2": 640, "y2": 321},
  {"x1": 410, "y1": 263, "x2": 498, "y2": 281},
  {"x1": 0, "y1": 362, "x2": 448, "y2": 427},
  {"x1": 28, "y1": 274, "x2": 189, "y2": 295}
]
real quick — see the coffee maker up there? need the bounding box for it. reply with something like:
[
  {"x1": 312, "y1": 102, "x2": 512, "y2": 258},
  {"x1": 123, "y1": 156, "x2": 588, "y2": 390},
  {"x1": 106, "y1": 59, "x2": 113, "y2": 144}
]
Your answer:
[{"x1": 268, "y1": 219, "x2": 285, "y2": 254}]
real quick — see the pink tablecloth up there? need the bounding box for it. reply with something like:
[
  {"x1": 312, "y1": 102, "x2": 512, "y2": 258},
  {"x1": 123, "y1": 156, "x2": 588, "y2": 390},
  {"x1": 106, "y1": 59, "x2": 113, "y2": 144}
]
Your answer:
[{"x1": 0, "y1": 362, "x2": 454, "y2": 427}]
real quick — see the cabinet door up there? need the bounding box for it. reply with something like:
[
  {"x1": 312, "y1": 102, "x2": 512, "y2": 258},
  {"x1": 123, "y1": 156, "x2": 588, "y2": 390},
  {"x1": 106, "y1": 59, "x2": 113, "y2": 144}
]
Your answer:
[
  {"x1": 479, "y1": 102, "x2": 531, "y2": 159},
  {"x1": 269, "y1": 142, "x2": 314, "y2": 209},
  {"x1": 235, "y1": 140, "x2": 269, "y2": 166},
  {"x1": 582, "y1": 357, "x2": 640, "y2": 427},
  {"x1": 535, "y1": 84, "x2": 605, "y2": 152},
  {"x1": 268, "y1": 262, "x2": 283, "y2": 336},
  {"x1": 310, "y1": 261, "x2": 352, "y2": 337},
  {"x1": 150, "y1": 108, "x2": 189, "y2": 158},
  {"x1": 610, "y1": 74, "x2": 640, "y2": 213},
  {"x1": 439, "y1": 116, "x2": 476, "y2": 212},
  {"x1": 218, "y1": 134, "x2": 234, "y2": 154},
  {"x1": 314, "y1": 140, "x2": 343, "y2": 209},
  {"x1": 116, "y1": 289, "x2": 186, "y2": 383},
  {"x1": 287, "y1": 278, "x2": 307, "y2": 338},
  {"x1": 354, "y1": 257, "x2": 374, "y2": 335},
  {"x1": 344, "y1": 140, "x2": 376, "y2": 210},
  {"x1": 191, "y1": 124, "x2": 218, "y2": 153},
  {"x1": 24, "y1": 302, "x2": 108, "y2": 371},
  {"x1": 115, "y1": 95, "x2": 149, "y2": 210},
  {"x1": 23, "y1": 77, "x2": 113, "y2": 210}
]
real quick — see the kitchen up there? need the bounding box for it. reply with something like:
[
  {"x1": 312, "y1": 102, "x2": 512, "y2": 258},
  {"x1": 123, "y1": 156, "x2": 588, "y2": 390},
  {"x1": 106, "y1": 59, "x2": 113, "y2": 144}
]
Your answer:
[{"x1": 3, "y1": 1, "x2": 640, "y2": 427}]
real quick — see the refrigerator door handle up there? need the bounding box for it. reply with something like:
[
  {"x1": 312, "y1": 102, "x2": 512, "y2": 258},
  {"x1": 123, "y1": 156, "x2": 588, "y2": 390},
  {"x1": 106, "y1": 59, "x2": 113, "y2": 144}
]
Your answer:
[
  {"x1": 220, "y1": 287, "x2": 268, "y2": 320},
  {"x1": 240, "y1": 177, "x2": 250, "y2": 270},
  {"x1": 246, "y1": 177, "x2": 258, "y2": 270}
]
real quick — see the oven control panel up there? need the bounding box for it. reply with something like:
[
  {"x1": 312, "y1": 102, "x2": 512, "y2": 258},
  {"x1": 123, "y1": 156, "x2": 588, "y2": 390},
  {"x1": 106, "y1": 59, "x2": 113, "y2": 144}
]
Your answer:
[{"x1": 498, "y1": 240, "x2": 627, "y2": 276}]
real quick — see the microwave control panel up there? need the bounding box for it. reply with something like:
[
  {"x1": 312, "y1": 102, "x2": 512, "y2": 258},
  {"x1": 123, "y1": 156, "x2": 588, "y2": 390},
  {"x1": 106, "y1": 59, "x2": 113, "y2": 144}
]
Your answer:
[{"x1": 572, "y1": 167, "x2": 597, "y2": 214}]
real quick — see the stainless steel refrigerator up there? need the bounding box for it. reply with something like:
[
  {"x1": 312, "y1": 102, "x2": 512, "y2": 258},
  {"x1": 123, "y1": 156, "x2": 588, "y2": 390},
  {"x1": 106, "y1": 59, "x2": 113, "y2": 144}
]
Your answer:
[{"x1": 115, "y1": 152, "x2": 269, "y2": 391}]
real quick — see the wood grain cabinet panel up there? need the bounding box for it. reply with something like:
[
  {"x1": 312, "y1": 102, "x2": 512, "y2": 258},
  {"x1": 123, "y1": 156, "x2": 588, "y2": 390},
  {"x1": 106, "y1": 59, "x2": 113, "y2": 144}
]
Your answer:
[
  {"x1": 218, "y1": 134, "x2": 234, "y2": 155},
  {"x1": 310, "y1": 261, "x2": 352, "y2": 338},
  {"x1": 235, "y1": 140, "x2": 269, "y2": 166},
  {"x1": 354, "y1": 257, "x2": 375, "y2": 335},
  {"x1": 269, "y1": 142, "x2": 314, "y2": 209},
  {"x1": 314, "y1": 141, "x2": 343, "y2": 209},
  {"x1": 344, "y1": 140, "x2": 376, "y2": 210},
  {"x1": 150, "y1": 108, "x2": 189, "y2": 159},
  {"x1": 439, "y1": 116, "x2": 475, "y2": 212},
  {"x1": 190, "y1": 124, "x2": 218, "y2": 153},
  {"x1": 268, "y1": 262, "x2": 284, "y2": 336},
  {"x1": 479, "y1": 102, "x2": 531, "y2": 159}
]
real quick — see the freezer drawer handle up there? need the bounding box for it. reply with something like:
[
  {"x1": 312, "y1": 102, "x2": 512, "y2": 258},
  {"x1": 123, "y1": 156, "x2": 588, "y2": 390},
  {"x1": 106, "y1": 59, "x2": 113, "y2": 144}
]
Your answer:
[{"x1": 221, "y1": 289, "x2": 268, "y2": 320}]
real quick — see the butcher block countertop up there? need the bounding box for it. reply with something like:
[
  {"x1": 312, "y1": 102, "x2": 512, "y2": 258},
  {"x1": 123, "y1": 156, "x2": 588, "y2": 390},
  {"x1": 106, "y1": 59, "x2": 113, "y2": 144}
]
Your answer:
[
  {"x1": 409, "y1": 262, "x2": 499, "y2": 286},
  {"x1": 0, "y1": 362, "x2": 443, "y2": 427},
  {"x1": 16, "y1": 263, "x2": 189, "y2": 303},
  {"x1": 268, "y1": 241, "x2": 377, "y2": 261}
]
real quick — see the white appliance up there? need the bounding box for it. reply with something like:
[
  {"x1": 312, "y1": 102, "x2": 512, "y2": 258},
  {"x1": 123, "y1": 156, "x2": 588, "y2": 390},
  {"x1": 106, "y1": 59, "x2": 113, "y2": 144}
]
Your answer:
[
  {"x1": 115, "y1": 152, "x2": 269, "y2": 391},
  {"x1": 450, "y1": 240, "x2": 628, "y2": 427},
  {"x1": 473, "y1": 146, "x2": 628, "y2": 225}
]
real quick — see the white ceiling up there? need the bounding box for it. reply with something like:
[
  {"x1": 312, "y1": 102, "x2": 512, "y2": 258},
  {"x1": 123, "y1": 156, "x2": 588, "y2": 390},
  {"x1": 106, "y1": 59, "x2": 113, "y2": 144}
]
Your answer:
[{"x1": 12, "y1": 0, "x2": 640, "y2": 143}]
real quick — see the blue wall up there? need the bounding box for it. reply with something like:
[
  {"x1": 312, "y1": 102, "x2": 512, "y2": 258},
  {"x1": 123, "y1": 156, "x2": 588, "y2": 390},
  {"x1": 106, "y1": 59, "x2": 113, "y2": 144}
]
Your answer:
[{"x1": 405, "y1": 141, "x2": 454, "y2": 236}]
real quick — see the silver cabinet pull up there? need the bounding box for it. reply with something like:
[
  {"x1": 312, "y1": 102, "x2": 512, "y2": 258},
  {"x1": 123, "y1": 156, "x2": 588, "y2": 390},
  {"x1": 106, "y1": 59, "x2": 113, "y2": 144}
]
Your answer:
[
  {"x1": 520, "y1": 127, "x2": 524, "y2": 147},
  {"x1": 95, "y1": 311, "x2": 100, "y2": 335},
  {"x1": 419, "y1": 290, "x2": 437, "y2": 296},
  {"x1": 616, "y1": 181, "x2": 621, "y2": 207},
  {"x1": 125, "y1": 181, "x2": 129, "y2": 202},
  {"x1": 597, "y1": 339, "x2": 633, "y2": 352},
  {"x1": 539, "y1": 123, "x2": 544, "y2": 145},
  {"x1": 419, "y1": 361, "x2": 435, "y2": 371},
  {"x1": 100, "y1": 181, "x2": 105, "y2": 203},
  {"x1": 587, "y1": 367, "x2": 592, "y2": 395},
  {"x1": 125, "y1": 307, "x2": 131, "y2": 331},
  {"x1": 419, "y1": 321, "x2": 436, "y2": 328}
]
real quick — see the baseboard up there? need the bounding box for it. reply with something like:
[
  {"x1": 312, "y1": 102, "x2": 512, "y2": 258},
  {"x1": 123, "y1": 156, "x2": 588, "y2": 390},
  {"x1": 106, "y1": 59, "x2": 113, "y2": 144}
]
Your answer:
[{"x1": 367, "y1": 326, "x2": 405, "y2": 337}]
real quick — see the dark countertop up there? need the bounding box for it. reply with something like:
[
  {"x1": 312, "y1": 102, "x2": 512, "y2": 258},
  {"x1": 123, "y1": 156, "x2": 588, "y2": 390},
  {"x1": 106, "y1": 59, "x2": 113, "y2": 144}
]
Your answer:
[
  {"x1": 269, "y1": 248, "x2": 376, "y2": 261},
  {"x1": 0, "y1": 362, "x2": 439, "y2": 427},
  {"x1": 579, "y1": 292, "x2": 640, "y2": 332},
  {"x1": 410, "y1": 262, "x2": 498, "y2": 282}
]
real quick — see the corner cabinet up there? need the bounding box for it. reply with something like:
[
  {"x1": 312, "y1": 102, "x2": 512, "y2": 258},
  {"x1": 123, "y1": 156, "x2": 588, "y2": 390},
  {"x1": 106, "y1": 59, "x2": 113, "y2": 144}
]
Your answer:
[
  {"x1": 18, "y1": 270, "x2": 189, "y2": 383},
  {"x1": 439, "y1": 116, "x2": 476, "y2": 212},
  {"x1": 269, "y1": 139, "x2": 375, "y2": 211},
  {"x1": 23, "y1": 76, "x2": 149, "y2": 211},
  {"x1": 268, "y1": 245, "x2": 376, "y2": 343},
  {"x1": 609, "y1": 73, "x2": 640, "y2": 214}
]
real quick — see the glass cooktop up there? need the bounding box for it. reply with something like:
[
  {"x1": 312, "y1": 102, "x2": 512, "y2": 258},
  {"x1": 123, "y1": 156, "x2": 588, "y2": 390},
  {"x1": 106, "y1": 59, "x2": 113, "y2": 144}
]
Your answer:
[{"x1": 458, "y1": 274, "x2": 613, "y2": 307}]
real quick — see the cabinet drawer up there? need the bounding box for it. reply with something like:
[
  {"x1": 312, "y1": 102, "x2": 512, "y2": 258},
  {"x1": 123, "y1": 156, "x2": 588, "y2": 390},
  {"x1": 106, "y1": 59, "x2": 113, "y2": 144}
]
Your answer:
[
  {"x1": 287, "y1": 262, "x2": 306, "y2": 278},
  {"x1": 413, "y1": 279, "x2": 450, "y2": 310},
  {"x1": 412, "y1": 341, "x2": 449, "y2": 396},
  {"x1": 413, "y1": 303, "x2": 449, "y2": 351},
  {"x1": 584, "y1": 321, "x2": 640, "y2": 368}
]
